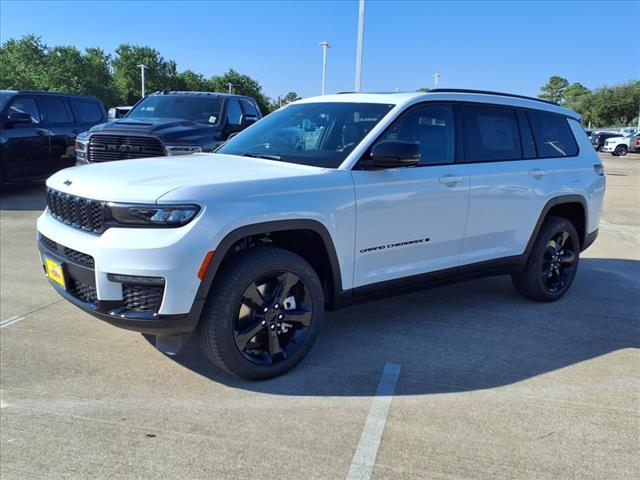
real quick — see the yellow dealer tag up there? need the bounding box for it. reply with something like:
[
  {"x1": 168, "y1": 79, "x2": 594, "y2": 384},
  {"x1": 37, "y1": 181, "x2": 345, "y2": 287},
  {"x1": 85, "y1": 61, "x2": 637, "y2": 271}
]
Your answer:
[{"x1": 45, "y1": 258, "x2": 65, "y2": 289}]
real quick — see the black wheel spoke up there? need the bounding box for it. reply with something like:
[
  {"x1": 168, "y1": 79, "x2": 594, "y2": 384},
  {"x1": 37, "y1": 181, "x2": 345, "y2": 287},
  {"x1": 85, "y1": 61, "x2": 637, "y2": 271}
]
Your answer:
[
  {"x1": 241, "y1": 283, "x2": 265, "y2": 310},
  {"x1": 558, "y1": 251, "x2": 576, "y2": 265},
  {"x1": 235, "y1": 320, "x2": 265, "y2": 351},
  {"x1": 274, "y1": 272, "x2": 299, "y2": 303},
  {"x1": 267, "y1": 331, "x2": 282, "y2": 357},
  {"x1": 286, "y1": 306, "x2": 312, "y2": 327}
]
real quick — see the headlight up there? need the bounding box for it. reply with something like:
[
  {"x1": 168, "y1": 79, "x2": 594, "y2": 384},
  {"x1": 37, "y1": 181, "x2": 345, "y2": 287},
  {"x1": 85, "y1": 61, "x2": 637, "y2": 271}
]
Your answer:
[
  {"x1": 107, "y1": 203, "x2": 200, "y2": 227},
  {"x1": 165, "y1": 145, "x2": 203, "y2": 156},
  {"x1": 75, "y1": 138, "x2": 88, "y2": 152}
]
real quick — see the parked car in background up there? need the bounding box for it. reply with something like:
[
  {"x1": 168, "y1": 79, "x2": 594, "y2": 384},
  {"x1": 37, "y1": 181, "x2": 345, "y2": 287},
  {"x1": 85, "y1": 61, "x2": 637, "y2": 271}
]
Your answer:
[
  {"x1": 108, "y1": 106, "x2": 133, "y2": 119},
  {"x1": 0, "y1": 90, "x2": 106, "y2": 185},
  {"x1": 589, "y1": 131, "x2": 622, "y2": 151},
  {"x1": 602, "y1": 133, "x2": 640, "y2": 156},
  {"x1": 75, "y1": 91, "x2": 262, "y2": 165}
]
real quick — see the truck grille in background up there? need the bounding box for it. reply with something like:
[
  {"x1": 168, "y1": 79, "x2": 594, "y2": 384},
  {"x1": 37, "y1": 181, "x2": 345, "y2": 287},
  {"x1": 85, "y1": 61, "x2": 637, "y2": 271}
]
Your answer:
[
  {"x1": 88, "y1": 134, "x2": 165, "y2": 162},
  {"x1": 46, "y1": 188, "x2": 105, "y2": 233},
  {"x1": 123, "y1": 284, "x2": 164, "y2": 313}
]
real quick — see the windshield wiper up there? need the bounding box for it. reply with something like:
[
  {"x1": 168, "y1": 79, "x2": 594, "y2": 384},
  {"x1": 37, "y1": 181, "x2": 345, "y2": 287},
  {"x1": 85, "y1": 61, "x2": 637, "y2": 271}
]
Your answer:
[{"x1": 241, "y1": 152, "x2": 282, "y2": 161}]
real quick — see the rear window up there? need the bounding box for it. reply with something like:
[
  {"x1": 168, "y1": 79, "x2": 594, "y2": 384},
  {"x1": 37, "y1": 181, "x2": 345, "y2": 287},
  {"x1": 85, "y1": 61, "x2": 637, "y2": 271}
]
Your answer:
[
  {"x1": 463, "y1": 105, "x2": 522, "y2": 161},
  {"x1": 527, "y1": 110, "x2": 578, "y2": 158},
  {"x1": 38, "y1": 98, "x2": 72, "y2": 124},
  {"x1": 70, "y1": 100, "x2": 103, "y2": 123}
]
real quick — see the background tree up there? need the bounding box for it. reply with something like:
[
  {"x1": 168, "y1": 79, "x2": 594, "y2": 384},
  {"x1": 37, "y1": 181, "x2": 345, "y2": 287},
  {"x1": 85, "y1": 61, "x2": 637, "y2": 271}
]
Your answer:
[
  {"x1": 538, "y1": 75, "x2": 569, "y2": 103},
  {"x1": 208, "y1": 69, "x2": 271, "y2": 114},
  {"x1": 270, "y1": 91, "x2": 301, "y2": 110},
  {"x1": 112, "y1": 44, "x2": 178, "y2": 105},
  {"x1": 0, "y1": 35, "x2": 48, "y2": 90},
  {"x1": 416, "y1": 87, "x2": 430, "y2": 93}
]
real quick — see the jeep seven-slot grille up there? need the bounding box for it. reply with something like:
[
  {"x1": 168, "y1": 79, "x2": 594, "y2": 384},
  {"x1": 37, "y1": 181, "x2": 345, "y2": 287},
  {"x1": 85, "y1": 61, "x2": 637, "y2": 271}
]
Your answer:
[
  {"x1": 123, "y1": 284, "x2": 164, "y2": 313},
  {"x1": 88, "y1": 134, "x2": 165, "y2": 162},
  {"x1": 46, "y1": 188, "x2": 105, "y2": 233}
]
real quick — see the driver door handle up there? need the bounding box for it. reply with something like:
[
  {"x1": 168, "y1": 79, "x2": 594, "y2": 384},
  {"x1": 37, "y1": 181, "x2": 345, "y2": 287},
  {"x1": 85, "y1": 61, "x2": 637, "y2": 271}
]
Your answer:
[
  {"x1": 529, "y1": 168, "x2": 548, "y2": 179},
  {"x1": 36, "y1": 128, "x2": 49, "y2": 136},
  {"x1": 439, "y1": 174, "x2": 464, "y2": 185}
]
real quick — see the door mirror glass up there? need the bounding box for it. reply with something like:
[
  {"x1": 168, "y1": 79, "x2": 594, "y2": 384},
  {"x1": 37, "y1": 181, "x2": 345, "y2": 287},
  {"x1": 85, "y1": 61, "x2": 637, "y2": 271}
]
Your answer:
[{"x1": 370, "y1": 140, "x2": 421, "y2": 168}]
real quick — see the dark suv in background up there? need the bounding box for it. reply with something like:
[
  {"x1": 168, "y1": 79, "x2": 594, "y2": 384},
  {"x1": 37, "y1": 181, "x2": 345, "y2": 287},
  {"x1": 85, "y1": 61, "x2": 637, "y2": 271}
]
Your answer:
[
  {"x1": 0, "y1": 90, "x2": 106, "y2": 185},
  {"x1": 589, "y1": 131, "x2": 621, "y2": 151},
  {"x1": 75, "y1": 91, "x2": 262, "y2": 164}
]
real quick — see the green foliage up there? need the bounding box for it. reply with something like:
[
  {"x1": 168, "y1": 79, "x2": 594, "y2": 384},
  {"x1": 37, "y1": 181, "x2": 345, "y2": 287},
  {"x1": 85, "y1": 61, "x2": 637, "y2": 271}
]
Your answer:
[
  {"x1": 416, "y1": 87, "x2": 430, "y2": 93},
  {"x1": 270, "y1": 91, "x2": 301, "y2": 110},
  {"x1": 539, "y1": 75, "x2": 640, "y2": 127},
  {"x1": 539, "y1": 75, "x2": 570, "y2": 103},
  {"x1": 0, "y1": 35, "x2": 277, "y2": 112}
]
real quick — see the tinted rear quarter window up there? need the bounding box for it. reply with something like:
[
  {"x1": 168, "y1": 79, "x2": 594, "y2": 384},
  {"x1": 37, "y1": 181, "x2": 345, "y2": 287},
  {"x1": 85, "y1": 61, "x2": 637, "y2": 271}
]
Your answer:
[
  {"x1": 463, "y1": 105, "x2": 522, "y2": 161},
  {"x1": 527, "y1": 110, "x2": 578, "y2": 158},
  {"x1": 38, "y1": 98, "x2": 72, "y2": 124},
  {"x1": 70, "y1": 100, "x2": 104, "y2": 123}
]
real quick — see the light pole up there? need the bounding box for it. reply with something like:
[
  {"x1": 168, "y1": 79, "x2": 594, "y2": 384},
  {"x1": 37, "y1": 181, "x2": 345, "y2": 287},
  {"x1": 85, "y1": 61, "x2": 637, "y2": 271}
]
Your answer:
[
  {"x1": 433, "y1": 72, "x2": 440, "y2": 88},
  {"x1": 354, "y1": 0, "x2": 365, "y2": 92},
  {"x1": 137, "y1": 64, "x2": 148, "y2": 98},
  {"x1": 227, "y1": 82, "x2": 233, "y2": 94},
  {"x1": 319, "y1": 41, "x2": 331, "y2": 95}
]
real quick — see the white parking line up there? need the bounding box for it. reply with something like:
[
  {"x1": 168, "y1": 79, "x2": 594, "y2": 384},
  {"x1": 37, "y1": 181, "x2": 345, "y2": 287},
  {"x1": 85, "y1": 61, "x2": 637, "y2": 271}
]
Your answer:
[
  {"x1": 346, "y1": 362, "x2": 401, "y2": 480},
  {"x1": 0, "y1": 300, "x2": 63, "y2": 329}
]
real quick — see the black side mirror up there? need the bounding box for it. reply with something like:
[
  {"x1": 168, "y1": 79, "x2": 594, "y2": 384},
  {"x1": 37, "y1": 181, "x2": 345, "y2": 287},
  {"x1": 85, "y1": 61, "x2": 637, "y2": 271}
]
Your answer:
[
  {"x1": 4, "y1": 111, "x2": 33, "y2": 126},
  {"x1": 369, "y1": 140, "x2": 421, "y2": 168},
  {"x1": 240, "y1": 114, "x2": 258, "y2": 128}
]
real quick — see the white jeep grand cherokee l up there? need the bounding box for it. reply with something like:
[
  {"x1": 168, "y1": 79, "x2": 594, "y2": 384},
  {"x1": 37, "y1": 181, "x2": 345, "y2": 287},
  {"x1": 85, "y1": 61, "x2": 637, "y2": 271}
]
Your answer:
[{"x1": 37, "y1": 89, "x2": 605, "y2": 379}]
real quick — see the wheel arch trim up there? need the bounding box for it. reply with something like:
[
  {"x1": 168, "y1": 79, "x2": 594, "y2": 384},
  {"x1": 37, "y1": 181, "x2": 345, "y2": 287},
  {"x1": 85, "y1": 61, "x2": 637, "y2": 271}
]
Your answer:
[
  {"x1": 194, "y1": 219, "x2": 343, "y2": 303},
  {"x1": 525, "y1": 194, "x2": 589, "y2": 254}
]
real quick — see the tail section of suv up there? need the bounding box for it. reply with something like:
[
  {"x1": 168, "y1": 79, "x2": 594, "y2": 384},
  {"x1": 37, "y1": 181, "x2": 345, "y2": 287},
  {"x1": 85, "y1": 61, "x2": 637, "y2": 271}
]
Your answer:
[
  {"x1": 37, "y1": 90, "x2": 604, "y2": 379},
  {"x1": 75, "y1": 91, "x2": 262, "y2": 164},
  {"x1": 0, "y1": 90, "x2": 106, "y2": 185}
]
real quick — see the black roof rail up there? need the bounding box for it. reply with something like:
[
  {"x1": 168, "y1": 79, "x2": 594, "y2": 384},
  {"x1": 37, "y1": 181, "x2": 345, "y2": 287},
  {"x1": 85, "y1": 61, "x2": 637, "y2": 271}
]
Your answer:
[{"x1": 429, "y1": 88, "x2": 559, "y2": 106}]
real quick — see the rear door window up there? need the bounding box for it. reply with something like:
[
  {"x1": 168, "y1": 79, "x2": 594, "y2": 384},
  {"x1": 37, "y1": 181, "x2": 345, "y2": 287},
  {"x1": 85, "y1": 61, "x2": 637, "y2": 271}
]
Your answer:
[
  {"x1": 38, "y1": 98, "x2": 73, "y2": 124},
  {"x1": 527, "y1": 110, "x2": 578, "y2": 158},
  {"x1": 463, "y1": 105, "x2": 522, "y2": 162},
  {"x1": 70, "y1": 100, "x2": 104, "y2": 123}
]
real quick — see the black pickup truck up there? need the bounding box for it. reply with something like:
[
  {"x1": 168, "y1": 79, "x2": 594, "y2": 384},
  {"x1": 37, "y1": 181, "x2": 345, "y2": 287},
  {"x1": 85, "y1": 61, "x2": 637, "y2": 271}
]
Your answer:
[
  {"x1": 75, "y1": 91, "x2": 262, "y2": 164},
  {"x1": 1, "y1": 90, "x2": 106, "y2": 185}
]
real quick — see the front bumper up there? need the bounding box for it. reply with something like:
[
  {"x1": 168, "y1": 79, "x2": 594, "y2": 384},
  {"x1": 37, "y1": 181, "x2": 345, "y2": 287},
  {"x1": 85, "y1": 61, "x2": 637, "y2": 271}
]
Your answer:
[{"x1": 37, "y1": 209, "x2": 210, "y2": 335}]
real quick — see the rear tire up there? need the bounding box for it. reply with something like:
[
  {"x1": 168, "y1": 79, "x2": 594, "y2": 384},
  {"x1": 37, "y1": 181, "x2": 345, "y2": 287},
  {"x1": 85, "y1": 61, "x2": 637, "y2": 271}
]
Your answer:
[
  {"x1": 198, "y1": 246, "x2": 324, "y2": 380},
  {"x1": 512, "y1": 216, "x2": 580, "y2": 302}
]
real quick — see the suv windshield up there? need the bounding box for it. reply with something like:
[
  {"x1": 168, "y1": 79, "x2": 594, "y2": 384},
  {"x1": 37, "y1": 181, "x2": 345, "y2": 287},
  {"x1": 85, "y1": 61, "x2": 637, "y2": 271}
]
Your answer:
[
  {"x1": 127, "y1": 95, "x2": 222, "y2": 124},
  {"x1": 217, "y1": 102, "x2": 394, "y2": 168}
]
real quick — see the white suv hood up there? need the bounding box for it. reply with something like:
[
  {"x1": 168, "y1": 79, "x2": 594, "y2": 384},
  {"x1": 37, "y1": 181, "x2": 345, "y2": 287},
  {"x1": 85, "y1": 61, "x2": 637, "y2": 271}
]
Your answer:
[{"x1": 46, "y1": 153, "x2": 324, "y2": 203}]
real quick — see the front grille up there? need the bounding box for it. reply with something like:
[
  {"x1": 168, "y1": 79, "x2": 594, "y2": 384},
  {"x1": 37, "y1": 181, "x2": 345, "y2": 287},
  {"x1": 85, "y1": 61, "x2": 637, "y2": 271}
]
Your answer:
[
  {"x1": 69, "y1": 279, "x2": 97, "y2": 304},
  {"x1": 123, "y1": 284, "x2": 164, "y2": 313},
  {"x1": 39, "y1": 234, "x2": 95, "y2": 268},
  {"x1": 46, "y1": 188, "x2": 105, "y2": 233},
  {"x1": 88, "y1": 134, "x2": 165, "y2": 162}
]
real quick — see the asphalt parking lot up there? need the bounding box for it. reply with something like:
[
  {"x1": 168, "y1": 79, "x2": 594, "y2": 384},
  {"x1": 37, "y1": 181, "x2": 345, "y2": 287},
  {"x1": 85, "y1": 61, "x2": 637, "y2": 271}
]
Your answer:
[{"x1": 1, "y1": 153, "x2": 639, "y2": 480}]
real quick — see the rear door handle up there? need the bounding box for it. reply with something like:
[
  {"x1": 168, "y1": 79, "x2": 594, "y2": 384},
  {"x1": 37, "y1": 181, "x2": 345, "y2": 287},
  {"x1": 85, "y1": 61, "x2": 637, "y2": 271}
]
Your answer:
[
  {"x1": 529, "y1": 168, "x2": 548, "y2": 179},
  {"x1": 439, "y1": 175, "x2": 464, "y2": 185}
]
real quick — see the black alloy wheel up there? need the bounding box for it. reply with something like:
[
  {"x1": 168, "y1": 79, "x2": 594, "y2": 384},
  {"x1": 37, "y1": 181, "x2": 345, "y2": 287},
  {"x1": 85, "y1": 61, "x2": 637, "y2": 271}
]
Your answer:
[
  {"x1": 511, "y1": 216, "x2": 580, "y2": 302},
  {"x1": 541, "y1": 231, "x2": 578, "y2": 294},
  {"x1": 198, "y1": 246, "x2": 324, "y2": 380},
  {"x1": 234, "y1": 271, "x2": 313, "y2": 365}
]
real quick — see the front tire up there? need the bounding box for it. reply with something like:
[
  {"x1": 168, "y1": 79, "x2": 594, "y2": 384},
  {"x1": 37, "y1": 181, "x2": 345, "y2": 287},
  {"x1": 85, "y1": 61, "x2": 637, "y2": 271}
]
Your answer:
[
  {"x1": 512, "y1": 216, "x2": 580, "y2": 302},
  {"x1": 198, "y1": 246, "x2": 324, "y2": 380},
  {"x1": 614, "y1": 145, "x2": 628, "y2": 156}
]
